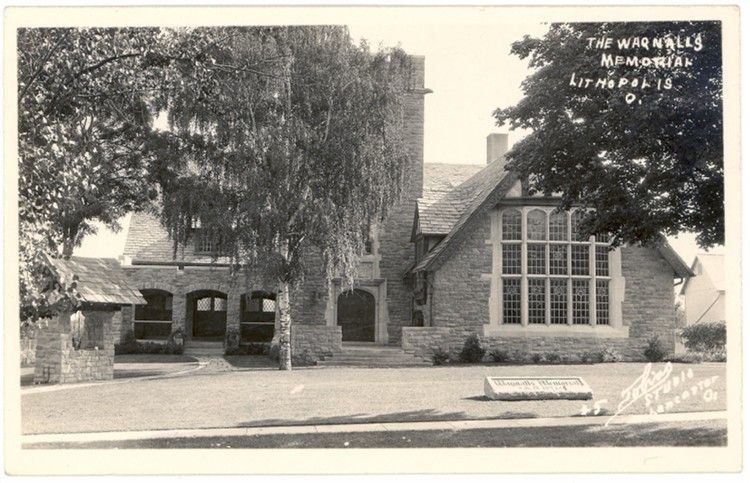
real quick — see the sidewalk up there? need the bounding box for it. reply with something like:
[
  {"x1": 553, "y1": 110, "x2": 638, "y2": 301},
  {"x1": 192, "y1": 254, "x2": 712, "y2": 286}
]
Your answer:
[{"x1": 22, "y1": 410, "x2": 727, "y2": 446}]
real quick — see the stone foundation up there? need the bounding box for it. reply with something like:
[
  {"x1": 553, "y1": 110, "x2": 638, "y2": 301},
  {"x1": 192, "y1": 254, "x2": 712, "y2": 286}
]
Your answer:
[
  {"x1": 33, "y1": 308, "x2": 116, "y2": 384},
  {"x1": 291, "y1": 325, "x2": 342, "y2": 361},
  {"x1": 402, "y1": 326, "x2": 657, "y2": 363}
]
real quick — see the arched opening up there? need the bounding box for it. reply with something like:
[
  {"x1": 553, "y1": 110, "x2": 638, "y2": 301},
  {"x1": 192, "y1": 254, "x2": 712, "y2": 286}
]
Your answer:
[
  {"x1": 240, "y1": 291, "x2": 276, "y2": 342},
  {"x1": 134, "y1": 289, "x2": 173, "y2": 339},
  {"x1": 337, "y1": 289, "x2": 376, "y2": 342},
  {"x1": 187, "y1": 290, "x2": 227, "y2": 341}
]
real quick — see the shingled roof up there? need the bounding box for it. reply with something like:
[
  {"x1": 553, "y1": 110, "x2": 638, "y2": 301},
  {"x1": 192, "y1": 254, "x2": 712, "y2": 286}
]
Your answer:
[
  {"x1": 418, "y1": 163, "x2": 485, "y2": 235},
  {"x1": 48, "y1": 256, "x2": 146, "y2": 305},
  {"x1": 414, "y1": 157, "x2": 518, "y2": 272}
]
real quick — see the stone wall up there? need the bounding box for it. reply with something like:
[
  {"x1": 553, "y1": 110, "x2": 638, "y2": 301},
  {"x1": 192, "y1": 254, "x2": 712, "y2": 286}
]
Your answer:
[
  {"x1": 291, "y1": 324, "x2": 342, "y2": 361},
  {"x1": 34, "y1": 308, "x2": 116, "y2": 385},
  {"x1": 409, "y1": 214, "x2": 679, "y2": 363},
  {"x1": 379, "y1": 56, "x2": 427, "y2": 344}
]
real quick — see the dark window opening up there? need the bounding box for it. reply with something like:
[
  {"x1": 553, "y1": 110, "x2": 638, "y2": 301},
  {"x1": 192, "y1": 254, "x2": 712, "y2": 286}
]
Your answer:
[{"x1": 240, "y1": 291, "x2": 276, "y2": 342}]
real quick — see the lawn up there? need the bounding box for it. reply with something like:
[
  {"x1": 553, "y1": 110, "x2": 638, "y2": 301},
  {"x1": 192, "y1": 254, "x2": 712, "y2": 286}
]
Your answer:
[
  {"x1": 21, "y1": 362, "x2": 726, "y2": 435},
  {"x1": 24, "y1": 420, "x2": 727, "y2": 449}
]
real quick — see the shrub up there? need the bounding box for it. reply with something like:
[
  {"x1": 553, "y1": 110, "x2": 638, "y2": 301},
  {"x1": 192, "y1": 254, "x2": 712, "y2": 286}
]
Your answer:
[
  {"x1": 459, "y1": 334, "x2": 486, "y2": 363},
  {"x1": 165, "y1": 328, "x2": 185, "y2": 355},
  {"x1": 531, "y1": 353, "x2": 544, "y2": 364},
  {"x1": 600, "y1": 347, "x2": 622, "y2": 363},
  {"x1": 644, "y1": 336, "x2": 669, "y2": 362},
  {"x1": 543, "y1": 352, "x2": 562, "y2": 364},
  {"x1": 488, "y1": 348, "x2": 509, "y2": 363},
  {"x1": 291, "y1": 350, "x2": 318, "y2": 367},
  {"x1": 115, "y1": 328, "x2": 185, "y2": 355},
  {"x1": 663, "y1": 352, "x2": 703, "y2": 364},
  {"x1": 115, "y1": 330, "x2": 139, "y2": 355},
  {"x1": 681, "y1": 321, "x2": 726, "y2": 352},
  {"x1": 225, "y1": 342, "x2": 270, "y2": 356},
  {"x1": 701, "y1": 346, "x2": 726, "y2": 362},
  {"x1": 578, "y1": 351, "x2": 602, "y2": 364},
  {"x1": 432, "y1": 347, "x2": 451, "y2": 366}
]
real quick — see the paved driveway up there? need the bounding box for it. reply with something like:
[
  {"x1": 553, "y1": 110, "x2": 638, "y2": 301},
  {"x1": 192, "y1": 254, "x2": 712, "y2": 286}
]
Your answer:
[{"x1": 21, "y1": 362, "x2": 726, "y2": 435}]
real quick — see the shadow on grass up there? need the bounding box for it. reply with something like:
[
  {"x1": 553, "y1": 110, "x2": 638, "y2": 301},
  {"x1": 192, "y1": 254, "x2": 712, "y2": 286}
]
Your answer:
[
  {"x1": 235, "y1": 408, "x2": 538, "y2": 428},
  {"x1": 25, "y1": 421, "x2": 727, "y2": 449}
]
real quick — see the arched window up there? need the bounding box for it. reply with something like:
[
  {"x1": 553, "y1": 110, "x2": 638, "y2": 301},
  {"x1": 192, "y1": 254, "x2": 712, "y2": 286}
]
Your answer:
[
  {"x1": 240, "y1": 291, "x2": 276, "y2": 342},
  {"x1": 526, "y1": 209, "x2": 546, "y2": 240},
  {"x1": 498, "y1": 207, "x2": 613, "y2": 327},
  {"x1": 501, "y1": 209, "x2": 522, "y2": 240}
]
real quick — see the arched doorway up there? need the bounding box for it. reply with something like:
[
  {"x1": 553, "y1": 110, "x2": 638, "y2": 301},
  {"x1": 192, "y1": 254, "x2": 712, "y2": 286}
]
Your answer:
[
  {"x1": 337, "y1": 289, "x2": 376, "y2": 342},
  {"x1": 187, "y1": 290, "x2": 227, "y2": 341}
]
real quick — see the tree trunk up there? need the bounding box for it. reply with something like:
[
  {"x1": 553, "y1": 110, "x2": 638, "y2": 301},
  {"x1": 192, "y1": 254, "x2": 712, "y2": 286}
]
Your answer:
[
  {"x1": 277, "y1": 239, "x2": 293, "y2": 370},
  {"x1": 61, "y1": 238, "x2": 75, "y2": 258},
  {"x1": 277, "y1": 279, "x2": 292, "y2": 370}
]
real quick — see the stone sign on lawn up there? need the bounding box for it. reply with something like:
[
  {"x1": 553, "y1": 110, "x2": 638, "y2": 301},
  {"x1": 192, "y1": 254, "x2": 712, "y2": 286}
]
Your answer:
[{"x1": 484, "y1": 376, "x2": 593, "y2": 401}]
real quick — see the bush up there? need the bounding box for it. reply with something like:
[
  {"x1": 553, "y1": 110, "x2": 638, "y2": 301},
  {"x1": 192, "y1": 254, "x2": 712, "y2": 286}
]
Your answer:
[
  {"x1": 663, "y1": 352, "x2": 703, "y2": 364},
  {"x1": 531, "y1": 353, "x2": 544, "y2": 364},
  {"x1": 115, "y1": 329, "x2": 139, "y2": 355},
  {"x1": 225, "y1": 342, "x2": 270, "y2": 356},
  {"x1": 600, "y1": 347, "x2": 622, "y2": 363},
  {"x1": 488, "y1": 348, "x2": 509, "y2": 363},
  {"x1": 432, "y1": 347, "x2": 451, "y2": 366},
  {"x1": 291, "y1": 350, "x2": 318, "y2": 367},
  {"x1": 459, "y1": 334, "x2": 486, "y2": 363},
  {"x1": 644, "y1": 336, "x2": 669, "y2": 362},
  {"x1": 579, "y1": 351, "x2": 602, "y2": 364},
  {"x1": 543, "y1": 352, "x2": 562, "y2": 364},
  {"x1": 114, "y1": 328, "x2": 185, "y2": 355},
  {"x1": 701, "y1": 346, "x2": 726, "y2": 362},
  {"x1": 681, "y1": 321, "x2": 726, "y2": 352}
]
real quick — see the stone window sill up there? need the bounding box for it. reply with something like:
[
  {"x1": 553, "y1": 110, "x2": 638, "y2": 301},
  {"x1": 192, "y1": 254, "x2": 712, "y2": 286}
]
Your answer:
[{"x1": 482, "y1": 324, "x2": 629, "y2": 339}]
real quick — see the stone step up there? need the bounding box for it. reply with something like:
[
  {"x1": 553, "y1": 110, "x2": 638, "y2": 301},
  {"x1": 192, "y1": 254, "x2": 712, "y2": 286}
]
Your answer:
[{"x1": 320, "y1": 344, "x2": 429, "y2": 368}]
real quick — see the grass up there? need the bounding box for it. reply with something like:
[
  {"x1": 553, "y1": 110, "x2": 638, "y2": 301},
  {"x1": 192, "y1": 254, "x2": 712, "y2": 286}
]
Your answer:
[
  {"x1": 24, "y1": 420, "x2": 727, "y2": 449},
  {"x1": 21, "y1": 362, "x2": 726, "y2": 435}
]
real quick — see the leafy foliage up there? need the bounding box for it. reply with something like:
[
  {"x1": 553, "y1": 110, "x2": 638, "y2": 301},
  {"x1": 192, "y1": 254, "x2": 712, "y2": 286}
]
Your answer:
[
  {"x1": 458, "y1": 334, "x2": 486, "y2": 363},
  {"x1": 152, "y1": 27, "x2": 413, "y2": 369},
  {"x1": 680, "y1": 321, "x2": 726, "y2": 352},
  {"x1": 495, "y1": 22, "x2": 723, "y2": 248},
  {"x1": 644, "y1": 335, "x2": 670, "y2": 362},
  {"x1": 17, "y1": 28, "x2": 175, "y2": 322}
]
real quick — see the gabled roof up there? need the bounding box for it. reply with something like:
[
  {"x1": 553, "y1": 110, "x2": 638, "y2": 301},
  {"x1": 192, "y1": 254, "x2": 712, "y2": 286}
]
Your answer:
[
  {"x1": 414, "y1": 157, "x2": 518, "y2": 272},
  {"x1": 679, "y1": 253, "x2": 723, "y2": 295},
  {"x1": 655, "y1": 238, "x2": 695, "y2": 280},
  {"x1": 411, "y1": 161, "x2": 695, "y2": 278},
  {"x1": 417, "y1": 163, "x2": 485, "y2": 235},
  {"x1": 48, "y1": 256, "x2": 146, "y2": 305}
]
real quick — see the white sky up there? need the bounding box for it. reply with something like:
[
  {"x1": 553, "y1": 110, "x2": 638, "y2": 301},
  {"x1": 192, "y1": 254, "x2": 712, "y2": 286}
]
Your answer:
[{"x1": 75, "y1": 22, "x2": 722, "y2": 268}]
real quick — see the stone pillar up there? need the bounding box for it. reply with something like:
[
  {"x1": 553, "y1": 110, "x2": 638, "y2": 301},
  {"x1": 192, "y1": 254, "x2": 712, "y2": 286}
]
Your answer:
[
  {"x1": 172, "y1": 292, "x2": 187, "y2": 335},
  {"x1": 226, "y1": 290, "x2": 241, "y2": 333}
]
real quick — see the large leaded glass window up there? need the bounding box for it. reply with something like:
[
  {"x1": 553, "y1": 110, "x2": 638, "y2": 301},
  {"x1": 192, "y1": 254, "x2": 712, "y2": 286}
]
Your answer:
[{"x1": 498, "y1": 207, "x2": 612, "y2": 326}]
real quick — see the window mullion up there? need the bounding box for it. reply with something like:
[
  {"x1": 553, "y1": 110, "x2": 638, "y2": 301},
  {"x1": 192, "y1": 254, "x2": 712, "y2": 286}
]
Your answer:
[
  {"x1": 589, "y1": 237, "x2": 597, "y2": 326},
  {"x1": 520, "y1": 208, "x2": 528, "y2": 326},
  {"x1": 566, "y1": 212, "x2": 573, "y2": 326}
]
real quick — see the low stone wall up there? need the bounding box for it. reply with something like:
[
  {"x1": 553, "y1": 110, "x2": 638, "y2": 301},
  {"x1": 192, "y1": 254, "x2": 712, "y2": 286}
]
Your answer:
[
  {"x1": 34, "y1": 308, "x2": 116, "y2": 385},
  {"x1": 403, "y1": 326, "x2": 650, "y2": 363},
  {"x1": 401, "y1": 327, "x2": 455, "y2": 362},
  {"x1": 291, "y1": 325, "x2": 342, "y2": 361}
]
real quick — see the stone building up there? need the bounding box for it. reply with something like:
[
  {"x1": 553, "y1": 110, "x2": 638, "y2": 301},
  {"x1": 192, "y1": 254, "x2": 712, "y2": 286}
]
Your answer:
[
  {"x1": 118, "y1": 56, "x2": 692, "y2": 362},
  {"x1": 34, "y1": 257, "x2": 145, "y2": 384}
]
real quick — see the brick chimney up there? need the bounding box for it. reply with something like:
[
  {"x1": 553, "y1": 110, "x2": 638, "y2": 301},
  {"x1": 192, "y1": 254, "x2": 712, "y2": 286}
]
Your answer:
[{"x1": 486, "y1": 133, "x2": 509, "y2": 165}]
